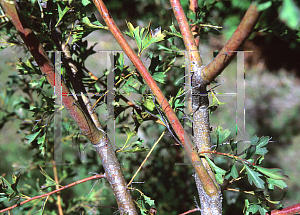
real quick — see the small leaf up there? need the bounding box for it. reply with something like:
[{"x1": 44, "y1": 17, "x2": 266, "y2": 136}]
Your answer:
[
  {"x1": 230, "y1": 139, "x2": 238, "y2": 152},
  {"x1": 255, "y1": 166, "x2": 290, "y2": 180},
  {"x1": 230, "y1": 164, "x2": 239, "y2": 179},
  {"x1": 37, "y1": 133, "x2": 46, "y2": 156},
  {"x1": 279, "y1": 0, "x2": 300, "y2": 30},
  {"x1": 82, "y1": 17, "x2": 107, "y2": 29},
  {"x1": 245, "y1": 145, "x2": 256, "y2": 159},
  {"x1": 245, "y1": 165, "x2": 265, "y2": 189},
  {"x1": 143, "y1": 96, "x2": 155, "y2": 111},
  {"x1": 56, "y1": 4, "x2": 70, "y2": 27},
  {"x1": 256, "y1": 136, "x2": 269, "y2": 148},
  {"x1": 214, "y1": 126, "x2": 231, "y2": 147},
  {"x1": 250, "y1": 135, "x2": 260, "y2": 145},
  {"x1": 123, "y1": 125, "x2": 137, "y2": 142},
  {"x1": 257, "y1": 1, "x2": 272, "y2": 11},
  {"x1": 142, "y1": 194, "x2": 155, "y2": 207},
  {"x1": 204, "y1": 155, "x2": 226, "y2": 184},
  {"x1": 25, "y1": 129, "x2": 42, "y2": 144},
  {"x1": 82, "y1": 0, "x2": 91, "y2": 6},
  {"x1": 267, "y1": 178, "x2": 287, "y2": 189},
  {"x1": 39, "y1": 166, "x2": 58, "y2": 190},
  {"x1": 152, "y1": 72, "x2": 166, "y2": 83}
]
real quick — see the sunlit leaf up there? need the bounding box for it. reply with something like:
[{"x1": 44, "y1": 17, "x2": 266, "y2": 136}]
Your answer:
[
  {"x1": 214, "y1": 126, "x2": 231, "y2": 147},
  {"x1": 39, "y1": 166, "x2": 58, "y2": 190},
  {"x1": 56, "y1": 4, "x2": 70, "y2": 27},
  {"x1": 279, "y1": 0, "x2": 300, "y2": 30},
  {"x1": 255, "y1": 166, "x2": 290, "y2": 180},
  {"x1": 245, "y1": 165, "x2": 265, "y2": 189},
  {"x1": 25, "y1": 129, "x2": 42, "y2": 144},
  {"x1": 205, "y1": 155, "x2": 226, "y2": 184},
  {"x1": 267, "y1": 178, "x2": 288, "y2": 189}
]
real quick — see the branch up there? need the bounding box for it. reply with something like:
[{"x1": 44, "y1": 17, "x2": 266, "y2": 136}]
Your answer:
[
  {"x1": 268, "y1": 203, "x2": 300, "y2": 215},
  {"x1": 0, "y1": 1, "x2": 138, "y2": 214},
  {"x1": 0, "y1": 174, "x2": 105, "y2": 214},
  {"x1": 189, "y1": 0, "x2": 200, "y2": 47},
  {"x1": 202, "y1": 2, "x2": 262, "y2": 84},
  {"x1": 170, "y1": 0, "x2": 202, "y2": 68},
  {"x1": 92, "y1": 0, "x2": 219, "y2": 198}
]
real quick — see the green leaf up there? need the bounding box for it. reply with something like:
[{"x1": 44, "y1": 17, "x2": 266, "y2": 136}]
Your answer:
[
  {"x1": 125, "y1": 21, "x2": 142, "y2": 51},
  {"x1": 256, "y1": 136, "x2": 269, "y2": 148},
  {"x1": 229, "y1": 164, "x2": 239, "y2": 179},
  {"x1": 122, "y1": 76, "x2": 140, "y2": 95},
  {"x1": 253, "y1": 136, "x2": 269, "y2": 156},
  {"x1": 163, "y1": 22, "x2": 182, "y2": 38},
  {"x1": 25, "y1": 129, "x2": 42, "y2": 144},
  {"x1": 257, "y1": 1, "x2": 272, "y2": 11},
  {"x1": 143, "y1": 96, "x2": 155, "y2": 111},
  {"x1": 267, "y1": 178, "x2": 288, "y2": 189},
  {"x1": 214, "y1": 126, "x2": 231, "y2": 147},
  {"x1": 205, "y1": 155, "x2": 226, "y2": 184},
  {"x1": 244, "y1": 199, "x2": 268, "y2": 215},
  {"x1": 279, "y1": 0, "x2": 300, "y2": 30},
  {"x1": 142, "y1": 194, "x2": 155, "y2": 207},
  {"x1": 245, "y1": 165, "x2": 265, "y2": 189},
  {"x1": 9, "y1": 173, "x2": 21, "y2": 201},
  {"x1": 142, "y1": 27, "x2": 165, "y2": 51},
  {"x1": 152, "y1": 72, "x2": 166, "y2": 83},
  {"x1": 230, "y1": 139, "x2": 239, "y2": 152},
  {"x1": 250, "y1": 135, "x2": 260, "y2": 145},
  {"x1": 56, "y1": 4, "x2": 70, "y2": 28},
  {"x1": 81, "y1": 17, "x2": 107, "y2": 29},
  {"x1": 38, "y1": 133, "x2": 46, "y2": 156},
  {"x1": 124, "y1": 125, "x2": 137, "y2": 143},
  {"x1": 255, "y1": 166, "x2": 290, "y2": 180},
  {"x1": 39, "y1": 166, "x2": 58, "y2": 190},
  {"x1": 245, "y1": 145, "x2": 256, "y2": 159},
  {"x1": 82, "y1": 0, "x2": 91, "y2": 6}
]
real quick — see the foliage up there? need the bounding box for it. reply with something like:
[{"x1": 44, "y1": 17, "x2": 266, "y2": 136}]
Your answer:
[{"x1": 0, "y1": 0, "x2": 298, "y2": 214}]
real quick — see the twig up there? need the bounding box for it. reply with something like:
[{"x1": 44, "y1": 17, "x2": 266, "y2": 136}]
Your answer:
[
  {"x1": 92, "y1": 0, "x2": 219, "y2": 198},
  {"x1": 127, "y1": 131, "x2": 166, "y2": 187},
  {"x1": 0, "y1": 175, "x2": 105, "y2": 214}
]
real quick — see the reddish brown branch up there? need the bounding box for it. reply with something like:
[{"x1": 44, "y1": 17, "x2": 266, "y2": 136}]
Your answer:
[
  {"x1": 268, "y1": 203, "x2": 300, "y2": 215},
  {"x1": 0, "y1": 174, "x2": 105, "y2": 214},
  {"x1": 202, "y1": 2, "x2": 262, "y2": 84},
  {"x1": 170, "y1": 0, "x2": 202, "y2": 65},
  {"x1": 189, "y1": 0, "x2": 200, "y2": 47},
  {"x1": 92, "y1": 0, "x2": 219, "y2": 197},
  {"x1": 0, "y1": 2, "x2": 138, "y2": 214},
  {"x1": 0, "y1": 0, "x2": 102, "y2": 144}
]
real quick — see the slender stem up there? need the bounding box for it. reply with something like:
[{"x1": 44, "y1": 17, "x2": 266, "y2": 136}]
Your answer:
[
  {"x1": 0, "y1": 175, "x2": 105, "y2": 214},
  {"x1": 127, "y1": 131, "x2": 166, "y2": 187},
  {"x1": 0, "y1": 2, "x2": 138, "y2": 214},
  {"x1": 92, "y1": 0, "x2": 219, "y2": 197},
  {"x1": 53, "y1": 161, "x2": 63, "y2": 215},
  {"x1": 202, "y1": 2, "x2": 262, "y2": 84},
  {"x1": 170, "y1": 0, "x2": 202, "y2": 67},
  {"x1": 189, "y1": 0, "x2": 200, "y2": 47},
  {"x1": 269, "y1": 203, "x2": 300, "y2": 215}
]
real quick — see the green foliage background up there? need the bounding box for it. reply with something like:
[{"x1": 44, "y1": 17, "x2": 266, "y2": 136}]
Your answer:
[{"x1": 1, "y1": 0, "x2": 300, "y2": 214}]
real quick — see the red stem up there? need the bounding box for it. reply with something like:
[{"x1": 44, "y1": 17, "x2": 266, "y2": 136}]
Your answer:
[
  {"x1": 170, "y1": 0, "x2": 202, "y2": 65},
  {"x1": 92, "y1": 0, "x2": 219, "y2": 197},
  {"x1": 0, "y1": 175, "x2": 105, "y2": 214},
  {"x1": 189, "y1": 0, "x2": 200, "y2": 47},
  {"x1": 268, "y1": 203, "x2": 300, "y2": 215},
  {"x1": 202, "y1": 2, "x2": 262, "y2": 84}
]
